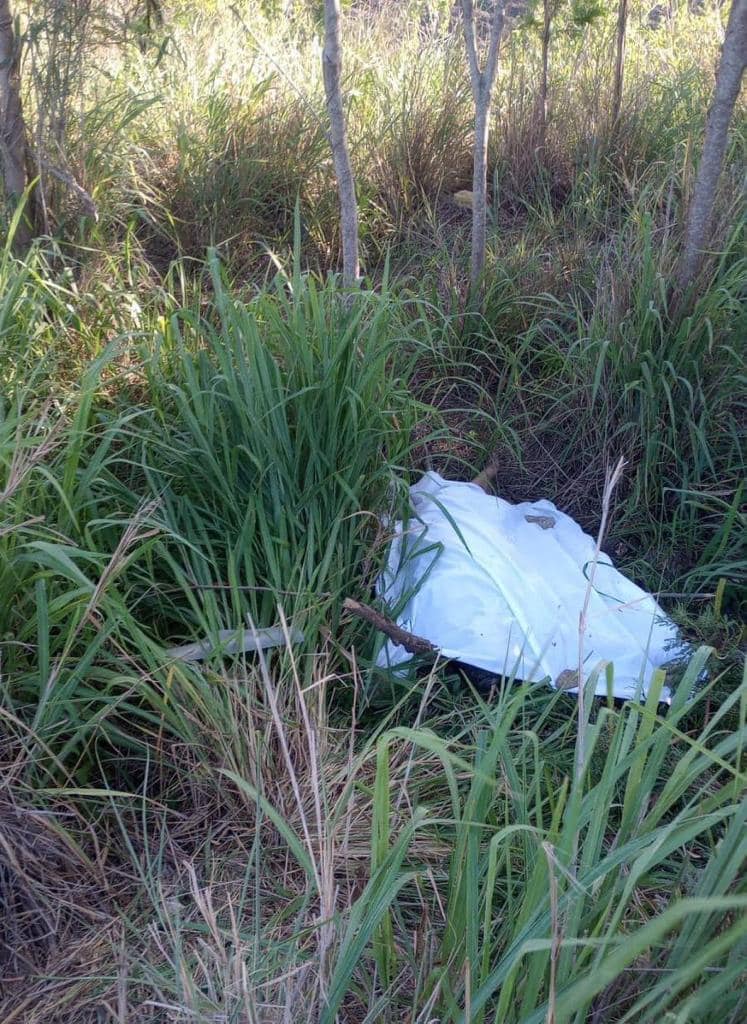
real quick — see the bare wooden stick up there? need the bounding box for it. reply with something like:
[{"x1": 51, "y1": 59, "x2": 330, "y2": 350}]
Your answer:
[
  {"x1": 40, "y1": 159, "x2": 98, "y2": 220},
  {"x1": 343, "y1": 598, "x2": 437, "y2": 657}
]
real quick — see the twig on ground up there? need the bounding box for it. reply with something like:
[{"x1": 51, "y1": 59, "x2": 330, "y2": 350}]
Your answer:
[{"x1": 342, "y1": 597, "x2": 437, "y2": 656}]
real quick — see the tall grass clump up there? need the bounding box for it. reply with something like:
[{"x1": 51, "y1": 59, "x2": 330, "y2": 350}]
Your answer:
[
  {"x1": 0, "y1": 245, "x2": 427, "y2": 773},
  {"x1": 421, "y1": 167, "x2": 745, "y2": 605},
  {"x1": 111, "y1": 255, "x2": 424, "y2": 650},
  {"x1": 0, "y1": 391, "x2": 202, "y2": 780}
]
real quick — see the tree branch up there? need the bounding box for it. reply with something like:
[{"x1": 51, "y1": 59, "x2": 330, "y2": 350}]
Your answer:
[
  {"x1": 343, "y1": 597, "x2": 437, "y2": 657},
  {"x1": 483, "y1": 0, "x2": 506, "y2": 95},
  {"x1": 40, "y1": 160, "x2": 98, "y2": 221},
  {"x1": 461, "y1": 0, "x2": 481, "y2": 98}
]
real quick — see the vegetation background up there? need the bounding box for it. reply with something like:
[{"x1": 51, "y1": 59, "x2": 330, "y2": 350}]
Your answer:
[{"x1": 0, "y1": 1, "x2": 745, "y2": 1021}]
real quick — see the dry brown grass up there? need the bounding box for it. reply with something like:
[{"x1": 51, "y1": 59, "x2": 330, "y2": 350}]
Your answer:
[{"x1": 0, "y1": 654, "x2": 454, "y2": 1023}]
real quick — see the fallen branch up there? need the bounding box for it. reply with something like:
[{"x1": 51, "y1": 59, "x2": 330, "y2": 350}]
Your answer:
[{"x1": 342, "y1": 597, "x2": 437, "y2": 657}]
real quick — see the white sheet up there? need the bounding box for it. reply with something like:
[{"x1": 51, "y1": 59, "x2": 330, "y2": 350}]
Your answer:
[{"x1": 376, "y1": 473, "x2": 686, "y2": 700}]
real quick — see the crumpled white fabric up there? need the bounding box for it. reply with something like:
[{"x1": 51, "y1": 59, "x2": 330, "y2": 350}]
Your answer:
[{"x1": 376, "y1": 473, "x2": 686, "y2": 700}]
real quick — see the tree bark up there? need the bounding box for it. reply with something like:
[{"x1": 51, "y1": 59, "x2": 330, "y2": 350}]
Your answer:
[
  {"x1": 472, "y1": 99, "x2": 490, "y2": 287},
  {"x1": 678, "y1": 0, "x2": 747, "y2": 291},
  {"x1": 0, "y1": 0, "x2": 32, "y2": 252},
  {"x1": 322, "y1": 0, "x2": 359, "y2": 290},
  {"x1": 611, "y1": 0, "x2": 628, "y2": 125},
  {"x1": 462, "y1": 0, "x2": 506, "y2": 291}
]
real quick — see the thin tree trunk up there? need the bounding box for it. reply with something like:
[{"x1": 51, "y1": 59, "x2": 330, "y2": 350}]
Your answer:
[
  {"x1": 322, "y1": 0, "x2": 359, "y2": 290},
  {"x1": 472, "y1": 100, "x2": 490, "y2": 285},
  {"x1": 462, "y1": 0, "x2": 506, "y2": 291},
  {"x1": 678, "y1": 0, "x2": 747, "y2": 291},
  {"x1": 612, "y1": 0, "x2": 628, "y2": 125},
  {"x1": 539, "y1": 0, "x2": 551, "y2": 143},
  {"x1": 0, "y1": 0, "x2": 32, "y2": 252}
]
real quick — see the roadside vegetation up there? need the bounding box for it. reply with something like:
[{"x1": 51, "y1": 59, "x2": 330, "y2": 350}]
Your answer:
[{"x1": 0, "y1": 1, "x2": 745, "y2": 1020}]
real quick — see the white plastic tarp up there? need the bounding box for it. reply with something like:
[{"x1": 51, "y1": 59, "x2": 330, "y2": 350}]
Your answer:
[{"x1": 376, "y1": 473, "x2": 686, "y2": 700}]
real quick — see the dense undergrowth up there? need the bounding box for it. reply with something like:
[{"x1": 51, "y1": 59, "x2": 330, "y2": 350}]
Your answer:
[{"x1": 1, "y1": 1, "x2": 745, "y2": 1021}]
